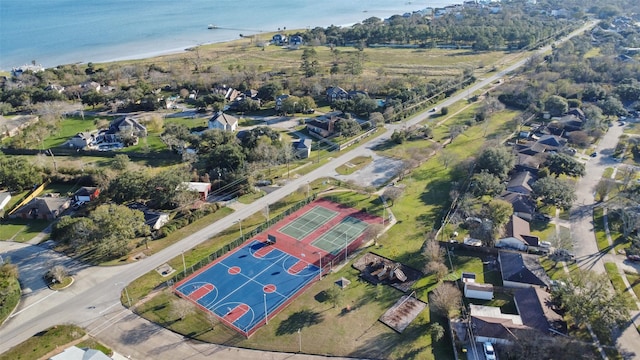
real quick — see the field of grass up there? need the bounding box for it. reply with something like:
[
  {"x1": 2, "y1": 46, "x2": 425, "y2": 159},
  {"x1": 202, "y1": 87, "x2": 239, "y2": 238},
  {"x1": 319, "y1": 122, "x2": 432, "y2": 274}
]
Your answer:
[
  {"x1": 237, "y1": 189, "x2": 266, "y2": 204},
  {"x1": 0, "y1": 271, "x2": 20, "y2": 325},
  {"x1": 0, "y1": 219, "x2": 50, "y2": 243},
  {"x1": 604, "y1": 262, "x2": 638, "y2": 310},
  {"x1": 625, "y1": 272, "x2": 640, "y2": 301},
  {"x1": 44, "y1": 116, "x2": 99, "y2": 148},
  {"x1": 594, "y1": 207, "x2": 609, "y2": 252},
  {"x1": 0, "y1": 324, "x2": 86, "y2": 360}
]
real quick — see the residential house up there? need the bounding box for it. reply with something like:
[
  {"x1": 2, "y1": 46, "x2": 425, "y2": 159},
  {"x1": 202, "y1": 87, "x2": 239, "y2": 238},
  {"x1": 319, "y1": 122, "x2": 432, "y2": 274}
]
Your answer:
[
  {"x1": 11, "y1": 64, "x2": 44, "y2": 76},
  {"x1": 514, "y1": 287, "x2": 565, "y2": 335},
  {"x1": 143, "y1": 210, "x2": 170, "y2": 230},
  {"x1": 275, "y1": 94, "x2": 290, "y2": 111},
  {"x1": 326, "y1": 87, "x2": 348, "y2": 103},
  {"x1": 293, "y1": 138, "x2": 312, "y2": 159},
  {"x1": 44, "y1": 84, "x2": 65, "y2": 93},
  {"x1": 289, "y1": 35, "x2": 303, "y2": 47},
  {"x1": 469, "y1": 287, "x2": 565, "y2": 346},
  {"x1": 73, "y1": 187, "x2": 100, "y2": 203},
  {"x1": 80, "y1": 81, "x2": 101, "y2": 93},
  {"x1": 208, "y1": 112, "x2": 239, "y2": 132},
  {"x1": 108, "y1": 116, "x2": 147, "y2": 138},
  {"x1": 506, "y1": 171, "x2": 535, "y2": 195},
  {"x1": 306, "y1": 118, "x2": 337, "y2": 138},
  {"x1": 0, "y1": 192, "x2": 12, "y2": 212},
  {"x1": 9, "y1": 196, "x2": 70, "y2": 220},
  {"x1": 470, "y1": 304, "x2": 529, "y2": 345},
  {"x1": 272, "y1": 34, "x2": 287, "y2": 45},
  {"x1": 181, "y1": 182, "x2": 212, "y2": 200},
  {"x1": 498, "y1": 251, "x2": 550, "y2": 288},
  {"x1": 499, "y1": 192, "x2": 536, "y2": 221},
  {"x1": 496, "y1": 215, "x2": 540, "y2": 251},
  {"x1": 49, "y1": 345, "x2": 112, "y2": 360},
  {"x1": 67, "y1": 132, "x2": 97, "y2": 149},
  {"x1": 516, "y1": 134, "x2": 566, "y2": 157}
]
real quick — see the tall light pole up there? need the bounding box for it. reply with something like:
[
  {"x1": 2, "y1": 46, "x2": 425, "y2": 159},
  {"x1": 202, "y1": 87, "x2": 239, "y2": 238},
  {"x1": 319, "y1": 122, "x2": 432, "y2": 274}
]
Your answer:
[
  {"x1": 344, "y1": 232, "x2": 348, "y2": 263},
  {"x1": 181, "y1": 250, "x2": 186, "y2": 275},
  {"x1": 298, "y1": 328, "x2": 302, "y2": 353},
  {"x1": 237, "y1": 220, "x2": 243, "y2": 239},
  {"x1": 306, "y1": 181, "x2": 310, "y2": 198},
  {"x1": 315, "y1": 252, "x2": 322, "y2": 281},
  {"x1": 264, "y1": 293, "x2": 269, "y2": 324}
]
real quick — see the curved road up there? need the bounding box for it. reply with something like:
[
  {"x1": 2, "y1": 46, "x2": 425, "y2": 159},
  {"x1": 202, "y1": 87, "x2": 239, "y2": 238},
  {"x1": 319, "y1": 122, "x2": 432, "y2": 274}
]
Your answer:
[{"x1": 0, "y1": 20, "x2": 599, "y2": 359}]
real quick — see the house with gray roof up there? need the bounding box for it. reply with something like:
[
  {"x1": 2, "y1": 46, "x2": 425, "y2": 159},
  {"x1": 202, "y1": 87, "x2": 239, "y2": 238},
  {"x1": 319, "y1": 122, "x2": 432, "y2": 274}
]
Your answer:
[
  {"x1": 499, "y1": 192, "x2": 536, "y2": 221},
  {"x1": 498, "y1": 251, "x2": 550, "y2": 288},
  {"x1": 49, "y1": 345, "x2": 111, "y2": 360},
  {"x1": 208, "y1": 112, "x2": 238, "y2": 132},
  {"x1": 496, "y1": 215, "x2": 539, "y2": 251},
  {"x1": 293, "y1": 138, "x2": 312, "y2": 159},
  {"x1": 506, "y1": 171, "x2": 535, "y2": 195},
  {"x1": 9, "y1": 196, "x2": 70, "y2": 220}
]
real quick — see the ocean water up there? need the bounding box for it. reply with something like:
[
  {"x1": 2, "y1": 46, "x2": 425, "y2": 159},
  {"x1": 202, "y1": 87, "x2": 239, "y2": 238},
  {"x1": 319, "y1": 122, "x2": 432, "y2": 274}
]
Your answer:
[{"x1": 0, "y1": 0, "x2": 459, "y2": 70}]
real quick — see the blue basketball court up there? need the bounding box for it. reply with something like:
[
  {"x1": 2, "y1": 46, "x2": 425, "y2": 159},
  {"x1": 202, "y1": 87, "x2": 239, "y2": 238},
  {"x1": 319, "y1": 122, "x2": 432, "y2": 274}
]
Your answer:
[{"x1": 175, "y1": 240, "x2": 319, "y2": 336}]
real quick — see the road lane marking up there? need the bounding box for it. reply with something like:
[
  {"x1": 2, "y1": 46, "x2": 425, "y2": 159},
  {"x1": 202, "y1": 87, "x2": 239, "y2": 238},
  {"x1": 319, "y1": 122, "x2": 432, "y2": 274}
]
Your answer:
[
  {"x1": 10, "y1": 290, "x2": 58, "y2": 318},
  {"x1": 99, "y1": 301, "x2": 121, "y2": 315}
]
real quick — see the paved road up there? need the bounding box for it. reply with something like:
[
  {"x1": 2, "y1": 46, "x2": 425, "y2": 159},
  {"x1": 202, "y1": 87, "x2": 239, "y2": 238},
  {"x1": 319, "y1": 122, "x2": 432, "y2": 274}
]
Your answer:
[
  {"x1": 0, "y1": 20, "x2": 599, "y2": 358},
  {"x1": 569, "y1": 122, "x2": 640, "y2": 357}
]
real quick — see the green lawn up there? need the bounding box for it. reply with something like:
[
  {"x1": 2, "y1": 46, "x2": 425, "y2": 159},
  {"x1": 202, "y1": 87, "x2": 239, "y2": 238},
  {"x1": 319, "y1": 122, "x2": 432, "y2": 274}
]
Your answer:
[
  {"x1": 0, "y1": 219, "x2": 50, "y2": 242},
  {"x1": 625, "y1": 272, "x2": 640, "y2": 301},
  {"x1": 594, "y1": 207, "x2": 609, "y2": 252},
  {"x1": 604, "y1": 262, "x2": 638, "y2": 310},
  {"x1": 0, "y1": 324, "x2": 86, "y2": 360},
  {"x1": 44, "y1": 116, "x2": 98, "y2": 148}
]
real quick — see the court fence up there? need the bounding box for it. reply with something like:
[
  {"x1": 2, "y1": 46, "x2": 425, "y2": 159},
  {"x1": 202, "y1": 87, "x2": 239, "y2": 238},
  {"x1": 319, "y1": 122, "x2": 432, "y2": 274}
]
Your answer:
[{"x1": 169, "y1": 193, "x2": 317, "y2": 285}]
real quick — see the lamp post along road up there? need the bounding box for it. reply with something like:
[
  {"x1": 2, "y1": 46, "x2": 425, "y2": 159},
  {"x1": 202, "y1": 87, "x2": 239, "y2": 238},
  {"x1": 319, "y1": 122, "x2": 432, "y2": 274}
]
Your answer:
[{"x1": 264, "y1": 293, "x2": 268, "y2": 324}]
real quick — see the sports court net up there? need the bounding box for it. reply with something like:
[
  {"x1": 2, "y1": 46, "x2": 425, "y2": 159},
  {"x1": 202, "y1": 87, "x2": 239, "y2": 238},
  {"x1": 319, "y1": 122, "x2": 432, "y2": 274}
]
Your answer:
[{"x1": 278, "y1": 206, "x2": 338, "y2": 240}]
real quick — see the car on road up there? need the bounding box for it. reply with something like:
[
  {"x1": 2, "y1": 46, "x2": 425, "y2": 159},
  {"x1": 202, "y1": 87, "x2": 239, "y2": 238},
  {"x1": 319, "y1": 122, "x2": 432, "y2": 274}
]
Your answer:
[
  {"x1": 590, "y1": 152, "x2": 598, "y2": 157},
  {"x1": 483, "y1": 342, "x2": 497, "y2": 360}
]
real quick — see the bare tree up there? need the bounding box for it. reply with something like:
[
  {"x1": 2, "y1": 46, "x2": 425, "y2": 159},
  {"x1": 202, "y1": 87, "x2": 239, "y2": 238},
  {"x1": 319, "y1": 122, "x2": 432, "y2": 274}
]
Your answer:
[
  {"x1": 261, "y1": 204, "x2": 270, "y2": 222},
  {"x1": 429, "y1": 282, "x2": 461, "y2": 317},
  {"x1": 422, "y1": 240, "x2": 445, "y2": 263},
  {"x1": 594, "y1": 179, "x2": 616, "y2": 202},
  {"x1": 440, "y1": 151, "x2": 457, "y2": 169},
  {"x1": 425, "y1": 261, "x2": 448, "y2": 281},
  {"x1": 363, "y1": 223, "x2": 385, "y2": 242},
  {"x1": 45, "y1": 265, "x2": 68, "y2": 284},
  {"x1": 382, "y1": 186, "x2": 403, "y2": 206}
]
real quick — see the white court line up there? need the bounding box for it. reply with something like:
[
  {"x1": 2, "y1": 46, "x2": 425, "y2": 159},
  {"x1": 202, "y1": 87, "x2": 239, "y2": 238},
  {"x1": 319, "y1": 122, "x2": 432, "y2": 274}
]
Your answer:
[
  {"x1": 10, "y1": 291, "x2": 57, "y2": 318},
  {"x1": 99, "y1": 301, "x2": 121, "y2": 314}
]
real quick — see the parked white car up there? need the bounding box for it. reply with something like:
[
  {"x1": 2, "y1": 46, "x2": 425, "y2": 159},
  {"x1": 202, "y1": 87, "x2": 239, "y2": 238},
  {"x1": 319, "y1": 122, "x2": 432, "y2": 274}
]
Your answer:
[{"x1": 483, "y1": 342, "x2": 496, "y2": 360}]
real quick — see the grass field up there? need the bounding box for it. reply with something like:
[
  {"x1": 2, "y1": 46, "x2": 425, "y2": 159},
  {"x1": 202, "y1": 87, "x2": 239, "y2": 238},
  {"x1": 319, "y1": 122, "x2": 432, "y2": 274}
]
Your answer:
[
  {"x1": 625, "y1": 271, "x2": 640, "y2": 301},
  {"x1": 604, "y1": 262, "x2": 638, "y2": 310},
  {"x1": 0, "y1": 219, "x2": 49, "y2": 242},
  {"x1": 594, "y1": 207, "x2": 609, "y2": 252},
  {"x1": 0, "y1": 325, "x2": 86, "y2": 360}
]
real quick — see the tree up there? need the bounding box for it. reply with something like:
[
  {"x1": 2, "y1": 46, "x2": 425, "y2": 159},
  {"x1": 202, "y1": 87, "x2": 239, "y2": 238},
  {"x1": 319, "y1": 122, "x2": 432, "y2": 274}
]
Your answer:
[
  {"x1": 439, "y1": 151, "x2": 458, "y2": 170},
  {"x1": 428, "y1": 323, "x2": 445, "y2": 342},
  {"x1": 363, "y1": 223, "x2": 385, "y2": 242},
  {"x1": 544, "y1": 95, "x2": 569, "y2": 117},
  {"x1": 594, "y1": 179, "x2": 616, "y2": 202},
  {"x1": 425, "y1": 261, "x2": 448, "y2": 281},
  {"x1": 324, "y1": 286, "x2": 344, "y2": 308},
  {"x1": 107, "y1": 170, "x2": 149, "y2": 203},
  {"x1": 0, "y1": 154, "x2": 43, "y2": 191},
  {"x1": 111, "y1": 154, "x2": 131, "y2": 171},
  {"x1": 476, "y1": 146, "x2": 515, "y2": 180},
  {"x1": 429, "y1": 282, "x2": 461, "y2": 317},
  {"x1": 552, "y1": 270, "x2": 629, "y2": 341},
  {"x1": 369, "y1": 112, "x2": 385, "y2": 126},
  {"x1": 598, "y1": 96, "x2": 626, "y2": 117},
  {"x1": 334, "y1": 118, "x2": 361, "y2": 137},
  {"x1": 382, "y1": 186, "x2": 403, "y2": 206},
  {"x1": 471, "y1": 171, "x2": 505, "y2": 197},
  {"x1": 531, "y1": 177, "x2": 576, "y2": 209},
  {"x1": 300, "y1": 48, "x2": 320, "y2": 77},
  {"x1": 45, "y1": 265, "x2": 68, "y2": 284},
  {"x1": 257, "y1": 82, "x2": 282, "y2": 101},
  {"x1": 568, "y1": 131, "x2": 590, "y2": 147},
  {"x1": 487, "y1": 199, "x2": 513, "y2": 229},
  {"x1": 544, "y1": 153, "x2": 585, "y2": 178},
  {"x1": 89, "y1": 204, "x2": 148, "y2": 259},
  {"x1": 422, "y1": 240, "x2": 445, "y2": 263}
]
